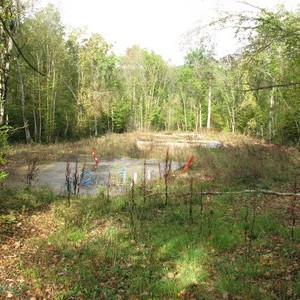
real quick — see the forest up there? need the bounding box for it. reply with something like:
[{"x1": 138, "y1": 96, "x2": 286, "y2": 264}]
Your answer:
[
  {"x1": 0, "y1": 0, "x2": 300, "y2": 147},
  {"x1": 1, "y1": 1, "x2": 300, "y2": 299}
]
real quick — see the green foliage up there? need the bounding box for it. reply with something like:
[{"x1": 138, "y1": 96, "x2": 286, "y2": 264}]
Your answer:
[
  {"x1": 0, "y1": 125, "x2": 11, "y2": 180},
  {"x1": 0, "y1": 125, "x2": 10, "y2": 147},
  {"x1": 1, "y1": 137, "x2": 299, "y2": 299},
  {"x1": 7, "y1": 175, "x2": 299, "y2": 299},
  {"x1": 3, "y1": 2, "x2": 300, "y2": 145},
  {"x1": 0, "y1": 187, "x2": 56, "y2": 213}
]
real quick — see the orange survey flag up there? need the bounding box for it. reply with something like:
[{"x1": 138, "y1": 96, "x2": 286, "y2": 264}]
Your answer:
[{"x1": 182, "y1": 155, "x2": 195, "y2": 174}]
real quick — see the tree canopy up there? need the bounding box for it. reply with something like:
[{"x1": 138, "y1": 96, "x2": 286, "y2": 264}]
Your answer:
[{"x1": 1, "y1": 1, "x2": 300, "y2": 145}]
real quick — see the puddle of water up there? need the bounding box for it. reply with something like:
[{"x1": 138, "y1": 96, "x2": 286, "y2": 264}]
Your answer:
[{"x1": 4, "y1": 158, "x2": 183, "y2": 196}]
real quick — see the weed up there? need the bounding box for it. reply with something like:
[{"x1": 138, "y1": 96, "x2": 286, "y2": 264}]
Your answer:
[
  {"x1": 26, "y1": 157, "x2": 39, "y2": 188},
  {"x1": 1, "y1": 133, "x2": 300, "y2": 299}
]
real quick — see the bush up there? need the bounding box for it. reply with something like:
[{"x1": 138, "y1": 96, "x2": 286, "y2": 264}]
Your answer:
[{"x1": 0, "y1": 125, "x2": 11, "y2": 180}]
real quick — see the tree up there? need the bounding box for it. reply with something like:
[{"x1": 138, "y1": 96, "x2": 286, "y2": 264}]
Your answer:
[
  {"x1": 121, "y1": 46, "x2": 170, "y2": 131},
  {"x1": 238, "y1": 7, "x2": 300, "y2": 144},
  {"x1": 7, "y1": 3, "x2": 74, "y2": 142},
  {"x1": 194, "y1": 4, "x2": 300, "y2": 144},
  {"x1": 77, "y1": 32, "x2": 118, "y2": 136},
  {"x1": 180, "y1": 48, "x2": 218, "y2": 130},
  {"x1": 0, "y1": 0, "x2": 19, "y2": 125}
]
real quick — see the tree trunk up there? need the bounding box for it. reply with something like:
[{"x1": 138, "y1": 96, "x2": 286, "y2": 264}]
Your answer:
[
  {"x1": 231, "y1": 108, "x2": 235, "y2": 133},
  {"x1": 94, "y1": 115, "x2": 98, "y2": 136},
  {"x1": 181, "y1": 94, "x2": 188, "y2": 131},
  {"x1": 199, "y1": 103, "x2": 202, "y2": 129},
  {"x1": 16, "y1": 57, "x2": 31, "y2": 143},
  {"x1": 268, "y1": 87, "x2": 274, "y2": 140},
  {"x1": 0, "y1": 4, "x2": 14, "y2": 125},
  {"x1": 36, "y1": 56, "x2": 42, "y2": 143},
  {"x1": 207, "y1": 84, "x2": 212, "y2": 129},
  {"x1": 64, "y1": 113, "x2": 69, "y2": 139},
  {"x1": 33, "y1": 107, "x2": 38, "y2": 142}
]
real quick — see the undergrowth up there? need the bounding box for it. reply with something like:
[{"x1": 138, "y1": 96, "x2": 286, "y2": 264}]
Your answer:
[{"x1": 0, "y1": 137, "x2": 299, "y2": 299}]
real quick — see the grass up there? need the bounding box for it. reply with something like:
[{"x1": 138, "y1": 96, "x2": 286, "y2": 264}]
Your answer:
[{"x1": 0, "y1": 132, "x2": 300, "y2": 299}]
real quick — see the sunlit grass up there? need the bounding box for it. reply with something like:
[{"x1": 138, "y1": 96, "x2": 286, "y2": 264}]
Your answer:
[
  {"x1": 175, "y1": 247, "x2": 209, "y2": 287},
  {"x1": 1, "y1": 133, "x2": 300, "y2": 299}
]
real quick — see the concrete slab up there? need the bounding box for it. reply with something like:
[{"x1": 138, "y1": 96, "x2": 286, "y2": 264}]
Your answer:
[{"x1": 4, "y1": 158, "x2": 183, "y2": 196}]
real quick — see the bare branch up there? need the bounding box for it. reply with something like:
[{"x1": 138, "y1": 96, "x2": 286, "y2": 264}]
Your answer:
[
  {"x1": 0, "y1": 16, "x2": 45, "y2": 76},
  {"x1": 236, "y1": 81, "x2": 300, "y2": 92},
  {"x1": 198, "y1": 189, "x2": 300, "y2": 197}
]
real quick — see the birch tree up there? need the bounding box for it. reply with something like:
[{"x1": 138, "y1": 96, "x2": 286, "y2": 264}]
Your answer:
[{"x1": 0, "y1": 0, "x2": 19, "y2": 124}]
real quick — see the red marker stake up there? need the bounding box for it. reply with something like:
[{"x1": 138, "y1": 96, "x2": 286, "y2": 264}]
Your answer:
[
  {"x1": 182, "y1": 155, "x2": 195, "y2": 174},
  {"x1": 92, "y1": 148, "x2": 100, "y2": 167}
]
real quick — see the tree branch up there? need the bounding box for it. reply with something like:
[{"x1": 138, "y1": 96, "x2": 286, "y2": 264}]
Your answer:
[
  {"x1": 198, "y1": 189, "x2": 300, "y2": 197},
  {"x1": 236, "y1": 81, "x2": 300, "y2": 92},
  {"x1": 0, "y1": 17, "x2": 45, "y2": 76}
]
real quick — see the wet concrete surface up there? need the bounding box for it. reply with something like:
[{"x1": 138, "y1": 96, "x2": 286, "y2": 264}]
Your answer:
[{"x1": 4, "y1": 158, "x2": 183, "y2": 196}]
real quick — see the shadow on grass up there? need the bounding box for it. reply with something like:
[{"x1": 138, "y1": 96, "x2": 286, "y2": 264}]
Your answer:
[
  {"x1": 18, "y1": 208, "x2": 214, "y2": 299},
  {"x1": 0, "y1": 186, "x2": 56, "y2": 214},
  {"x1": 1, "y1": 141, "x2": 299, "y2": 299},
  {"x1": 0, "y1": 186, "x2": 57, "y2": 242},
  {"x1": 11, "y1": 186, "x2": 299, "y2": 299}
]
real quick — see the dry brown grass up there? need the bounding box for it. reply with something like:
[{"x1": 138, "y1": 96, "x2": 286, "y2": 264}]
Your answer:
[{"x1": 4, "y1": 131, "x2": 297, "y2": 171}]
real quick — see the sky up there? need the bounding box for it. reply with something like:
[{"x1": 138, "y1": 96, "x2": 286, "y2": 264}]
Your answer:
[{"x1": 39, "y1": 0, "x2": 300, "y2": 65}]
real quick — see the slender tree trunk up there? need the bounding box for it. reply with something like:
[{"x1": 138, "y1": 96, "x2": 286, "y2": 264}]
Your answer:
[
  {"x1": 181, "y1": 93, "x2": 188, "y2": 131},
  {"x1": 199, "y1": 103, "x2": 202, "y2": 129},
  {"x1": 111, "y1": 108, "x2": 114, "y2": 132},
  {"x1": 94, "y1": 115, "x2": 98, "y2": 136},
  {"x1": 46, "y1": 61, "x2": 50, "y2": 142},
  {"x1": 140, "y1": 100, "x2": 143, "y2": 131},
  {"x1": 33, "y1": 107, "x2": 37, "y2": 142},
  {"x1": 195, "y1": 108, "x2": 198, "y2": 131},
  {"x1": 51, "y1": 66, "x2": 56, "y2": 137},
  {"x1": 207, "y1": 84, "x2": 212, "y2": 129},
  {"x1": 231, "y1": 108, "x2": 235, "y2": 133},
  {"x1": 64, "y1": 113, "x2": 69, "y2": 139},
  {"x1": 0, "y1": 5, "x2": 14, "y2": 125},
  {"x1": 16, "y1": 57, "x2": 31, "y2": 143},
  {"x1": 206, "y1": 83, "x2": 211, "y2": 128},
  {"x1": 268, "y1": 87, "x2": 275, "y2": 140},
  {"x1": 36, "y1": 56, "x2": 42, "y2": 143}
]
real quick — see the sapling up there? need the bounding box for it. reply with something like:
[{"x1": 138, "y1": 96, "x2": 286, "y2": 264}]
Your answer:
[
  {"x1": 73, "y1": 159, "x2": 80, "y2": 196},
  {"x1": 287, "y1": 180, "x2": 298, "y2": 241},
  {"x1": 77, "y1": 162, "x2": 86, "y2": 196},
  {"x1": 164, "y1": 148, "x2": 172, "y2": 206}
]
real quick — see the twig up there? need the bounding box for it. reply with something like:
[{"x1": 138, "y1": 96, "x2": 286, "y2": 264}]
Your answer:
[
  {"x1": 198, "y1": 190, "x2": 300, "y2": 197},
  {"x1": 0, "y1": 233, "x2": 15, "y2": 240},
  {"x1": 235, "y1": 81, "x2": 300, "y2": 92}
]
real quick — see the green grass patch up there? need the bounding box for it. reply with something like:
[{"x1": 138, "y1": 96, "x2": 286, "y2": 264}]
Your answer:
[{"x1": 1, "y1": 138, "x2": 299, "y2": 299}]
